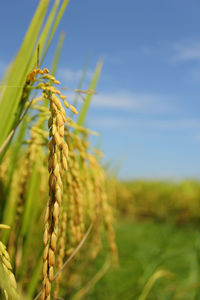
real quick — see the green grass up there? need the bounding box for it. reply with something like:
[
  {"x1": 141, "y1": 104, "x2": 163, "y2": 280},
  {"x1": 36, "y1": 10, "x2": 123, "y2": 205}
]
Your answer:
[{"x1": 81, "y1": 219, "x2": 200, "y2": 300}]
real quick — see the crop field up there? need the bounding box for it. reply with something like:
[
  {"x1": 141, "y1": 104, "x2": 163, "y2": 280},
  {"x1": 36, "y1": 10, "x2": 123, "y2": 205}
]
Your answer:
[
  {"x1": 83, "y1": 219, "x2": 200, "y2": 300},
  {"x1": 0, "y1": 1, "x2": 200, "y2": 300}
]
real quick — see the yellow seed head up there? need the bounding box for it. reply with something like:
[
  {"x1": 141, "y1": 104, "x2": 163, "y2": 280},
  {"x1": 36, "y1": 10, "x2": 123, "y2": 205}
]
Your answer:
[
  {"x1": 62, "y1": 142, "x2": 68, "y2": 158},
  {"x1": 49, "y1": 173, "x2": 57, "y2": 191},
  {"x1": 49, "y1": 266, "x2": 54, "y2": 282},
  {"x1": 45, "y1": 278, "x2": 51, "y2": 295},
  {"x1": 55, "y1": 189, "x2": 62, "y2": 205},
  {"x1": 58, "y1": 125, "x2": 64, "y2": 137},
  {"x1": 53, "y1": 164, "x2": 60, "y2": 179},
  {"x1": 38, "y1": 69, "x2": 44, "y2": 75},
  {"x1": 37, "y1": 82, "x2": 45, "y2": 89},
  {"x1": 70, "y1": 105, "x2": 78, "y2": 114},
  {"x1": 60, "y1": 95, "x2": 66, "y2": 100},
  {"x1": 51, "y1": 154, "x2": 57, "y2": 170},
  {"x1": 49, "y1": 140, "x2": 54, "y2": 152},
  {"x1": 9, "y1": 273, "x2": 17, "y2": 289},
  {"x1": 53, "y1": 79, "x2": 60, "y2": 84},
  {"x1": 52, "y1": 96, "x2": 62, "y2": 111},
  {"x1": 43, "y1": 68, "x2": 50, "y2": 74},
  {"x1": 64, "y1": 101, "x2": 69, "y2": 109},
  {"x1": 43, "y1": 228, "x2": 49, "y2": 246},
  {"x1": 43, "y1": 245, "x2": 49, "y2": 261},
  {"x1": 44, "y1": 206, "x2": 50, "y2": 223},
  {"x1": 43, "y1": 74, "x2": 56, "y2": 81},
  {"x1": 56, "y1": 113, "x2": 64, "y2": 127},
  {"x1": 43, "y1": 260, "x2": 48, "y2": 277},
  {"x1": 52, "y1": 124, "x2": 57, "y2": 135},
  {"x1": 48, "y1": 249, "x2": 55, "y2": 266},
  {"x1": 54, "y1": 132, "x2": 62, "y2": 147},
  {"x1": 51, "y1": 232, "x2": 57, "y2": 251},
  {"x1": 62, "y1": 156, "x2": 67, "y2": 170},
  {"x1": 53, "y1": 202, "x2": 59, "y2": 221}
]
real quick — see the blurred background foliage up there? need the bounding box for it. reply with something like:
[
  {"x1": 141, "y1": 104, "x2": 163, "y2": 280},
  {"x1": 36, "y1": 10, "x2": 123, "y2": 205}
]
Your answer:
[{"x1": 82, "y1": 179, "x2": 200, "y2": 300}]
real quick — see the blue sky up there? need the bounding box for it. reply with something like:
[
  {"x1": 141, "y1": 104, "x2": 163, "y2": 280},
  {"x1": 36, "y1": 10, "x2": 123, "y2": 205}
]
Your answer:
[{"x1": 1, "y1": 0, "x2": 200, "y2": 179}]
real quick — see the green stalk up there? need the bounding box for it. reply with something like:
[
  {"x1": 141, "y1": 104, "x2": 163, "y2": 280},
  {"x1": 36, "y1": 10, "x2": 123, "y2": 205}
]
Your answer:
[{"x1": 77, "y1": 59, "x2": 103, "y2": 127}]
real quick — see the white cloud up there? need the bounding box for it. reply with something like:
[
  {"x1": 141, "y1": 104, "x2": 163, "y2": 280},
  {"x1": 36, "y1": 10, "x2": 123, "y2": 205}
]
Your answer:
[
  {"x1": 171, "y1": 40, "x2": 200, "y2": 62},
  {"x1": 89, "y1": 116, "x2": 200, "y2": 130},
  {"x1": 91, "y1": 92, "x2": 177, "y2": 114},
  {"x1": 58, "y1": 68, "x2": 93, "y2": 83}
]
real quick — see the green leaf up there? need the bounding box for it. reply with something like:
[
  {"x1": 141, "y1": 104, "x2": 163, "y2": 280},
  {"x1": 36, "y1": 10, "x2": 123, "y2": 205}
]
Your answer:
[
  {"x1": 51, "y1": 31, "x2": 65, "y2": 76},
  {"x1": 41, "y1": 0, "x2": 70, "y2": 63},
  {"x1": 77, "y1": 59, "x2": 103, "y2": 127},
  {"x1": 70, "y1": 53, "x2": 91, "y2": 117},
  {"x1": 0, "y1": 0, "x2": 49, "y2": 147},
  {"x1": 37, "y1": 0, "x2": 61, "y2": 66}
]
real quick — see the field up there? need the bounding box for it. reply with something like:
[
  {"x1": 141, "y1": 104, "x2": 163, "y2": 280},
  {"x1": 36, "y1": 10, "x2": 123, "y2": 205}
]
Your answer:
[
  {"x1": 0, "y1": 1, "x2": 200, "y2": 300},
  {"x1": 84, "y1": 218, "x2": 200, "y2": 300}
]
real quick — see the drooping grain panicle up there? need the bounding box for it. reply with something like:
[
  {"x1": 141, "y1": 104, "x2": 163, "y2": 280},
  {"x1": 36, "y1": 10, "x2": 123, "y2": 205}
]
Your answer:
[
  {"x1": 0, "y1": 240, "x2": 19, "y2": 299},
  {"x1": 38, "y1": 71, "x2": 72, "y2": 300},
  {"x1": 9, "y1": 122, "x2": 47, "y2": 270},
  {"x1": 65, "y1": 170, "x2": 77, "y2": 256},
  {"x1": 87, "y1": 155, "x2": 102, "y2": 260},
  {"x1": 54, "y1": 207, "x2": 67, "y2": 298},
  {"x1": 7, "y1": 151, "x2": 30, "y2": 264},
  {"x1": 70, "y1": 132, "x2": 94, "y2": 222},
  {"x1": 64, "y1": 131, "x2": 85, "y2": 251},
  {"x1": 87, "y1": 152, "x2": 118, "y2": 264},
  {"x1": 67, "y1": 137, "x2": 84, "y2": 243}
]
